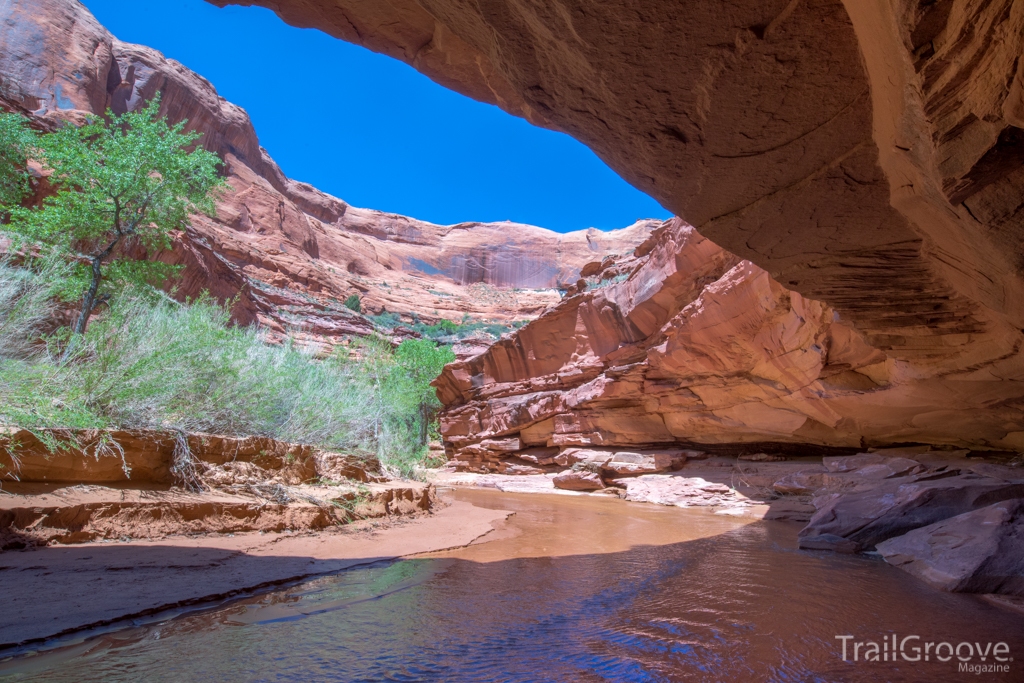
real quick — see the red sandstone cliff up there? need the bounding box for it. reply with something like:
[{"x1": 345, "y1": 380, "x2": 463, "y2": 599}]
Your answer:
[
  {"x1": 435, "y1": 219, "x2": 1024, "y2": 464},
  {"x1": 0, "y1": 0, "x2": 654, "y2": 345},
  {"x1": 216, "y1": 0, "x2": 1024, "y2": 450},
  {"x1": 4, "y1": 0, "x2": 1023, "y2": 454}
]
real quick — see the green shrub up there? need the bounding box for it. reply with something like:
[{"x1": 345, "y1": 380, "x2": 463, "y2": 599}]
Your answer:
[
  {"x1": 343, "y1": 294, "x2": 361, "y2": 312},
  {"x1": 0, "y1": 264, "x2": 455, "y2": 476},
  {"x1": 367, "y1": 307, "x2": 523, "y2": 341}
]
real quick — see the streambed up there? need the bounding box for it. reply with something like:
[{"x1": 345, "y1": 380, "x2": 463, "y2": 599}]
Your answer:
[{"x1": 2, "y1": 488, "x2": 1021, "y2": 682}]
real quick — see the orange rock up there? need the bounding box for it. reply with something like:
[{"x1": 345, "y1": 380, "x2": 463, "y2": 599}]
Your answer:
[
  {"x1": 0, "y1": 0, "x2": 653, "y2": 346},
  {"x1": 552, "y1": 469, "x2": 604, "y2": 491},
  {"x1": 219, "y1": 0, "x2": 1024, "y2": 386},
  {"x1": 436, "y1": 220, "x2": 1024, "y2": 468},
  {"x1": 216, "y1": 0, "x2": 1024, "y2": 457}
]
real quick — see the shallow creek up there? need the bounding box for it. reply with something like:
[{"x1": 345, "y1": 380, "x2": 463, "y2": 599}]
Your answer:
[{"x1": 2, "y1": 488, "x2": 1022, "y2": 682}]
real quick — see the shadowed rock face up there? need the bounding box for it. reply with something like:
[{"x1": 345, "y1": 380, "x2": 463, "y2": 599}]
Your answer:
[
  {"x1": 0, "y1": 0, "x2": 653, "y2": 343},
  {"x1": 212, "y1": 0, "x2": 1024, "y2": 452},
  {"x1": 209, "y1": 0, "x2": 1024, "y2": 362},
  {"x1": 435, "y1": 219, "x2": 1024, "y2": 462}
]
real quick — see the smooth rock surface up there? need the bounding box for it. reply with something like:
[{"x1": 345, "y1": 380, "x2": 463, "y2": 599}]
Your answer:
[
  {"x1": 217, "y1": 0, "x2": 1024, "y2": 424},
  {"x1": 876, "y1": 499, "x2": 1024, "y2": 595},
  {"x1": 436, "y1": 220, "x2": 1024, "y2": 469},
  {"x1": 798, "y1": 473, "x2": 1024, "y2": 552},
  {"x1": 615, "y1": 475, "x2": 754, "y2": 509}
]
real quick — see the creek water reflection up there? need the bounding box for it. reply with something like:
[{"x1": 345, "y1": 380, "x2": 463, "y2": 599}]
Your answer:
[{"x1": 2, "y1": 488, "x2": 1022, "y2": 682}]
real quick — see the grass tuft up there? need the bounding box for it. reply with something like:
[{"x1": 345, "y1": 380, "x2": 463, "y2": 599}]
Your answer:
[{"x1": 0, "y1": 259, "x2": 454, "y2": 476}]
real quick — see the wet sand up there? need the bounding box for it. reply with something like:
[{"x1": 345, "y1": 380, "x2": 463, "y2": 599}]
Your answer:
[
  {"x1": 0, "y1": 499, "x2": 510, "y2": 647},
  {"x1": 429, "y1": 487, "x2": 760, "y2": 561}
]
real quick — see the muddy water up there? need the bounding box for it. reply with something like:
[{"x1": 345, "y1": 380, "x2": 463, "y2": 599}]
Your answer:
[{"x1": 2, "y1": 488, "x2": 1023, "y2": 682}]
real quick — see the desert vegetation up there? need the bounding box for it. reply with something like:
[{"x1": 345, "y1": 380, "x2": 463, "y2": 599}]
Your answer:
[
  {"x1": 0, "y1": 104, "x2": 454, "y2": 476},
  {"x1": 368, "y1": 310, "x2": 526, "y2": 342}
]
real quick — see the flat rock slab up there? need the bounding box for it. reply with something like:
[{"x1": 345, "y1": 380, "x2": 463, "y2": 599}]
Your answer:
[
  {"x1": 799, "y1": 473, "x2": 1024, "y2": 551},
  {"x1": 877, "y1": 499, "x2": 1024, "y2": 595},
  {"x1": 0, "y1": 500, "x2": 510, "y2": 647},
  {"x1": 429, "y1": 471, "x2": 585, "y2": 496},
  {"x1": 763, "y1": 498, "x2": 816, "y2": 523},
  {"x1": 553, "y1": 470, "x2": 604, "y2": 491},
  {"x1": 616, "y1": 474, "x2": 754, "y2": 509}
]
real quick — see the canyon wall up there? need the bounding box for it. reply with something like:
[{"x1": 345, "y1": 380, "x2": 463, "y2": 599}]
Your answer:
[
  {"x1": 209, "y1": 0, "x2": 1024, "y2": 452},
  {"x1": 0, "y1": 0, "x2": 652, "y2": 344},
  {"x1": 436, "y1": 219, "x2": 1024, "y2": 464},
  {"x1": 209, "y1": 0, "x2": 1024, "y2": 368}
]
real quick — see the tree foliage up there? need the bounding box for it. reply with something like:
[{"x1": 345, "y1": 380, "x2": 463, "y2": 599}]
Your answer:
[
  {"x1": 0, "y1": 99, "x2": 457, "y2": 474},
  {"x1": 0, "y1": 113, "x2": 34, "y2": 209},
  {"x1": 2, "y1": 96, "x2": 224, "y2": 333}
]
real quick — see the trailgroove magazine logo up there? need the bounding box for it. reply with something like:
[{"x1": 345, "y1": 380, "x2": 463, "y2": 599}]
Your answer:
[{"x1": 835, "y1": 634, "x2": 1012, "y2": 674}]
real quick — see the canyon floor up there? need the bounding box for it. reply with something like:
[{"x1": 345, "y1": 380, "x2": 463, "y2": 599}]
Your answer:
[
  {"x1": 4, "y1": 443, "x2": 1023, "y2": 654},
  {"x1": 0, "y1": 495, "x2": 510, "y2": 648}
]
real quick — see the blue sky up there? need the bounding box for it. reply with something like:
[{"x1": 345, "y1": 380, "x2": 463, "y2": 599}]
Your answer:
[{"x1": 81, "y1": 0, "x2": 670, "y2": 233}]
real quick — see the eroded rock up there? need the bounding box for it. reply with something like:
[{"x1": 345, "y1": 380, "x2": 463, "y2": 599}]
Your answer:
[
  {"x1": 437, "y1": 220, "x2": 1024, "y2": 472},
  {"x1": 0, "y1": 428, "x2": 381, "y2": 486},
  {"x1": 220, "y1": 0, "x2": 1024, "y2": 456},
  {"x1": 877, "y1": 500, "x2": 1024, "y2": 596},
  {"x1": 615, "y1": 475, "x2": 751, "y2": 509},
  {"x1": 0, "y1": 0, "x2": 652, "y2": 347},
  {"x1": 798, "y1": 473, "x2": 1024, "y2": 552},
  {"x1": 552, "y1": 469, "x2": 604, "y2": 491}
]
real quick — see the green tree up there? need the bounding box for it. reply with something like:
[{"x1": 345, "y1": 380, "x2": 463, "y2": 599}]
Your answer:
[
  {"x1": 392, "y1": 339, "x2": 455, "y2": 446},
  {"x1": 4, "y1": 96, "x2": 223, "y2": 334},
  {"x1": 0, "y1": 113, "x2": 34, "y2": 209}
]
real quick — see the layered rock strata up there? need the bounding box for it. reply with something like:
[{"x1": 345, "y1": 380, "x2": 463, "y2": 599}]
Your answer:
[
  {"x1": 436, "y1": 219, "x2": 1024, "y2": 464},
  {"x1": 0, "y1": 481, "x2": 433, "y2": 548},
  {"x1": 219, "y1": 0, "x2": 1024, "y2": 440},
  {"x1": 0, "y1": 0, "x2": 653, "y2": 346},
  {"x1": 0, "y1": 428, "x2": 435, "y2": 548},
  {"x1": 0, "y1": 427, "x2": 382, "y2": 486}
]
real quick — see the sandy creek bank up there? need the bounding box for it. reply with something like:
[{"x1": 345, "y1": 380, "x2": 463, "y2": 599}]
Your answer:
[
  {"x1": 0, "y1": 497, "x2": 509, "y2": 647},
  {"x1": 1, "y1": 488, "x2": 1022, "y2": 682}
]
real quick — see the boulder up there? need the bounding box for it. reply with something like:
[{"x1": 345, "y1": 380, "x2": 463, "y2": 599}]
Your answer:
[
  {"x1": 798, "y1": 534, "x2": 860, "y2": 554},
  {"x1": 763, "y1": 499, "x2": 816, "y2": 523},
  {"x1": 615, "y1": 475, "x2": 748, "y2": 508},
  {"x1": 600, "y1": 450, "x2": 686, "y2": 476},
  {"x1": 772, "y1": 471, "x2": 827, "y2": 495},
  {"x1": 876, "y1": 500, "x2": 1024, "y2": 595},
  {"x1": 552, "y1": 470, "x2": 604, "y2": 491},
  {"x1": 516, "y1": 448, "x2": 560, "y2": 466},
  {"x1": 798, "y1": 474, "x2": 1024, "y2": 552}
]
